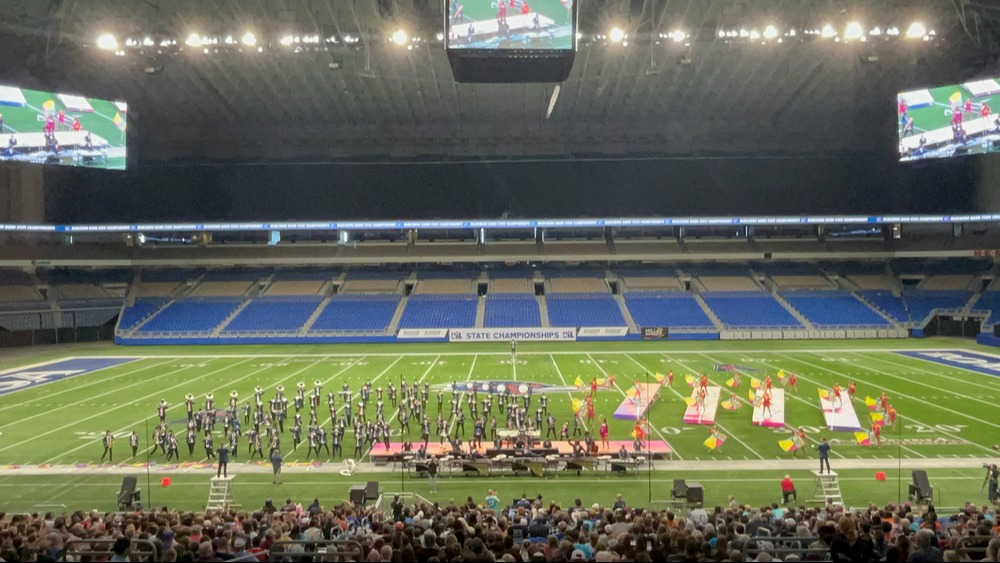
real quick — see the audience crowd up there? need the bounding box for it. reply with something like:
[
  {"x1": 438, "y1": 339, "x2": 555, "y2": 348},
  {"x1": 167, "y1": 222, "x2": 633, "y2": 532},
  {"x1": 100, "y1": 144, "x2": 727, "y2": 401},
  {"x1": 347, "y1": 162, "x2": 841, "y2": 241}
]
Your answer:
[{"x1": 0, "y1": 493, "x2": 998, "y2": 562}]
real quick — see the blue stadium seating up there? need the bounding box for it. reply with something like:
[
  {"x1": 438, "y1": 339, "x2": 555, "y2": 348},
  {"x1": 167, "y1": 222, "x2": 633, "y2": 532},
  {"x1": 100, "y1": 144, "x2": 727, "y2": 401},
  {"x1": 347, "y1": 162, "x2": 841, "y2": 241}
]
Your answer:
[
  {"x1": 222, "y1": 296, "x2": 323, "y2": 333},
  {"x1": 624, "y1": 292, "x2": 713, "y2": 329},
  {"x1": 485, "y1": 294, "x2": 541, "y2": 327},
  {"x1": 700, "y1": 291, "x2": 803, "y2": 328},
  {"x1": 857, "y1": 291, "x2": 909, "y2": 323},
  {"x1": 310, "y1": 294, "x2": 400, "y2": 332},
  {"x1": 547, "y1": 293, "x2": 625, "y2": 327},
  {"x1": 781, "y1": 291, "x2": 891, "y2": 327},
  {"x1": 399, "y1": 295, "x2": 477, "y2": 329},
  {"x1": 137, "y1": 298, "x2": 243, "y2": 333},
  {"x1": 973, "y1": 291, "x2": 1000, "y2": 325},
  {"x1": 119, "y1": 298, "x2": 169, "y2": 330},
  {"x1": 901, "y1": 290, "x2": 971, "y2": 323}
]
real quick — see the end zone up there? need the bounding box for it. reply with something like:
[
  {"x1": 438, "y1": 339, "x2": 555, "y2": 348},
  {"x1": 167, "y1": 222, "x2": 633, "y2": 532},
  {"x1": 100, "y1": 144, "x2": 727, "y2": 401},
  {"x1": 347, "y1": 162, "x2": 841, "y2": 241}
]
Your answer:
[
  {"x1": 896, "y1": 350, "x2": 1000, "y2": 378},
  {"x1": 0, "y1": 357, "x2": 140, "y2": 396}
]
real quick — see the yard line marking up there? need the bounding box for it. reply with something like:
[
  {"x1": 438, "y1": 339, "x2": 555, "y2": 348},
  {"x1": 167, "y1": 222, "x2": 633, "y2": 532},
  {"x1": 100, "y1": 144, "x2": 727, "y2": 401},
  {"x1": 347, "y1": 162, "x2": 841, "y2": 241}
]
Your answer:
[
  {"x1": 737, "y1": 355, "x2": 926, "y2": 459},
  {"x1": 623, "y1": 353, "x2": 765, "y2": 460},
  {"x1": 859, "y1": 352, "x2": 1000, "y2": 391},
  {"x1": 787, "y1": 352, "x2": 1000, "y2": 431},
  {"x1": 771, "y1": 352, "x2": 999, "y2": 455},
  {"x1": 0, "y1": 357, "x2": 158, "y2": 406},
  {"x1": 445, "y1": 354, "x2": 479, "y2": 438},
  {"x1": 838, "y1": 353, "x2": 1000, "y2": 409},
  {"x1": 587, "y1": 352, "x2": 697, "y2": 460},
  {"x1": 0, "y1": 362, "x2": 225, "y2": 434},
  {"x1": 360, "y1": 355, "x2": 442, "y2": 462},
  {"x1": 42, "y1": 355, "x2": 367, "y2": 465},
  {"x1": 685, "y1": 352, "x2": 852, "y2": 460},
  {"x1": 0, "y1": 358, "x2": 179, "y2": 422}
]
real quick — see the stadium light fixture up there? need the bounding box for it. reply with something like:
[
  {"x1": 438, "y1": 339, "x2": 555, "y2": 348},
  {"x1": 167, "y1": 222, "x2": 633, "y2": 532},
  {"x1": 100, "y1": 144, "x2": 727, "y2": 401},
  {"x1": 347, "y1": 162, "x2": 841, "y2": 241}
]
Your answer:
[
  {"x1": 820, "y1": 24, "x2": 837, "y2": 38},
  {"x1": 97, "y1": 33, "x2": 118, "y2": 50},
  {"x1": 844, "y1": 22, "x2": 863, "y2": 40},
  {"x1": 142, "y1": 36, "x2": 154, "y2": 47},
  {"x1": 609, "y1": 27, "x2": 625, "y2": 43},
  {"x1": 749, "y1": 29, "x2": 761, "y2": 40},
  {"x1": 763, "y1": 25, "x2": 779, "y2": 39},
  {"x1": 905, "y1": 22, "x2": 926, "y2": 39},
  {"x1": 869, "y1": 26, "x2": 882, "y2": 36},
  {"x1": 669, "y1": 30, "x2": 686, "y2": 43},
  {"x1": 185, "y1": 33, "x2": 201, "y2": 47},
  {"x1": 391, "y1": 29, "x2": 409, "y2": 46},
  {"x1": 436, "y1": 32, "x2": 444, "y2": 41},
  {"x1": 241, "y1": 32, "x2": 257, "y2": 46},
  {"x1": 280, "y1": 35, "x2": 294, "y2": 46},
  {"x1": 886, "y1": 26, "x2": 900, "y2": 36}
]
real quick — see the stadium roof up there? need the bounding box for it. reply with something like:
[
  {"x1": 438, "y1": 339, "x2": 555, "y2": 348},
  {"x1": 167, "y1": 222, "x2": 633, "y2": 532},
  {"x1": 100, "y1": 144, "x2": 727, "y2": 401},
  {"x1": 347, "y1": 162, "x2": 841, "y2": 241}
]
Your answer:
[{"x1": 2, "y1": 0, "x2": 999, "y2": 164}]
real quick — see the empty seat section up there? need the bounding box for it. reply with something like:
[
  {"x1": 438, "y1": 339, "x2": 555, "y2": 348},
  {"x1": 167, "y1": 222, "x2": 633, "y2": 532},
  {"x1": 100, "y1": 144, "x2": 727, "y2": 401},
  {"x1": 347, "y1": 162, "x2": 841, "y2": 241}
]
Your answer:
[
  {"x1": 484, "y1": 294, "x2": 541, "y2": 327},
  {"x1": 700, "y1": 292, "x2": 802, "y2": 329},
  {"x1": 547, "y1": 293, "x2": 625, "y2": 327},
  {"x1": 223, "y1": 297, "x2": 323, "y2": 333},
  {"x1": 137, "y1": 298, "x2": 243, "y2": 333},
  {"x1": 310, "y1": 295, "x2": 400, "y2": 332},
  {"x1": 119, "y1": 298, "x2": 169, "y2": 330},
  {"x1": 781, "y1": 291, "x2": 890, "y2": 327},
  {"x1": 624, "y1": 292, "x2": 713, "y2": 329},
  {"x1": 857, "y1": 291, "x2": 909, "y2": 323},
  {"x1": 398, "y1": 295, "x2": 477, "y2": 329}
]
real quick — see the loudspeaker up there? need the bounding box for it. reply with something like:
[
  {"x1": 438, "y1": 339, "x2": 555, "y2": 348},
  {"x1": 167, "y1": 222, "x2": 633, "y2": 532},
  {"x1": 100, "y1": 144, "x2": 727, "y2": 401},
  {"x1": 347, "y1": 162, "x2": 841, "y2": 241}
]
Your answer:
[
  {"x1": 365, "y1": 480, "x2": 379, "y2": 501},
  {"x1": 349, "y1": 484, "x2": 367, "y2": 505},
  {"x1": 993, "y1": 324, "x2": 1000, "y2": 338},
  {"x1": 686, "y1": 483, "x2": 704, "y2": 504}
]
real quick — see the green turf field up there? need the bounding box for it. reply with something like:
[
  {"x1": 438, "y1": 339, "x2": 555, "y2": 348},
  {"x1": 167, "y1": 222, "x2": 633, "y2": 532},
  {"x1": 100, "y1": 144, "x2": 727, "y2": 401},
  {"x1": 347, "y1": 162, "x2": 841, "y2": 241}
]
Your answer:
[
  {"x1": 460, "y1": 0, "x2": 572, "y2": 24},
  {"x1": 900, "y1": 78, "x2": 999, "y2": 138},
  {"x1": 0, "y1": 84, "x2": 127, "y2": 169},
  {"x1": 0, "y1": 338, "x2": 998, "y2": 513}
]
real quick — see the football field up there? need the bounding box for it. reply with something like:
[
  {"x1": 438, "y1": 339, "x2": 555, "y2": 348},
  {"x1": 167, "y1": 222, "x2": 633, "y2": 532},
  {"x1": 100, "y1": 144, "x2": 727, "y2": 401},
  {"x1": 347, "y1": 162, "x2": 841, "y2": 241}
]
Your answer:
[{"x1": 0, "y1": 338, "x2": 997, "y2": 512}]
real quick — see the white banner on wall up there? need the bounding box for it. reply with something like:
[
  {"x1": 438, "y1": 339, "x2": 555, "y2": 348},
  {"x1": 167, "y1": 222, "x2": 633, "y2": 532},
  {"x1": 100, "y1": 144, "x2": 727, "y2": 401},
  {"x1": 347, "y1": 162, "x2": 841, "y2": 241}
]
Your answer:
[
  {"x1": 448, "y1": 328, "x2": 577, "y2": 342},
  {"x1": 576, "y1": 327, "x2": 629, "y2": 338},
  {"x1": 397, "y1": 329, "x2": 449, "y2": 339}
]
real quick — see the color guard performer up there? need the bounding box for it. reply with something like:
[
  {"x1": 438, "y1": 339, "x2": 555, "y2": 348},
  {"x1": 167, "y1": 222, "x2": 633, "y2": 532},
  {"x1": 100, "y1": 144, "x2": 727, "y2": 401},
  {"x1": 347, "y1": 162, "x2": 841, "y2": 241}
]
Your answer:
[
  {"x1": 157, "y1": 399, "x2": 168, "y2": 423},
  {"x1": 101, "y1": 430, "x2": 115, "y2": 462}
]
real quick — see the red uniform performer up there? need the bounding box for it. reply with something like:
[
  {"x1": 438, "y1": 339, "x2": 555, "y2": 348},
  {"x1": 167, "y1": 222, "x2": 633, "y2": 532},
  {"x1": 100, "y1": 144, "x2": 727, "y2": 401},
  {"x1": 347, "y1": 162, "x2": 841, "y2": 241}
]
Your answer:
[
  {"x1": 599, "y1": 418, "x2": 609, "y2": 450},
  {"x1": 761, "y1": 392, "x2": 772, "y2": 418},
  {"x1": 667, "y1": 371, "x2": 674, "y2": 387},
  {"x1": 847, "y1": 382, "x2": 857, "y2": 398},
  {"x1": 787, "y1": 373, "x2": 797, "y2": 393}
]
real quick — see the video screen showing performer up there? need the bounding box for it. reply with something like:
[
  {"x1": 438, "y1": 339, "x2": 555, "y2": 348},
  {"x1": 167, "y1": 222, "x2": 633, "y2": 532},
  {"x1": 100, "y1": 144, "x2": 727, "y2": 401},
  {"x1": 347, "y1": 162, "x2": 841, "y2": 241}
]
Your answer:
[
  {"x1": 898, "y1": 77, "x2": 1000, "y2": 162},
  {"x1": 446, "y1": 0, "x2": 576, "y2": 50}
]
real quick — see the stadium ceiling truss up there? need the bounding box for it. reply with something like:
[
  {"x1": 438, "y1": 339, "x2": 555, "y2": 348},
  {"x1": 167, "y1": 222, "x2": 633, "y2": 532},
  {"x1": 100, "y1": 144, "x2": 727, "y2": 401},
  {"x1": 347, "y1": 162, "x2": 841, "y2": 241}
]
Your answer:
[{"x1": 0, "y1": 0, "x2": 998, "y2": 162}]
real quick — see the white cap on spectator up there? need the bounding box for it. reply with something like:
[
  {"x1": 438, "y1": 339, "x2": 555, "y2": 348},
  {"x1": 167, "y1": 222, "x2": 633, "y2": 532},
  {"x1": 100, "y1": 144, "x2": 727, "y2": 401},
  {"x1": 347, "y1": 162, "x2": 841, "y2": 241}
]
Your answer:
[{"x1": 571, "y1": 549, "x2": 586, "y2": 561}]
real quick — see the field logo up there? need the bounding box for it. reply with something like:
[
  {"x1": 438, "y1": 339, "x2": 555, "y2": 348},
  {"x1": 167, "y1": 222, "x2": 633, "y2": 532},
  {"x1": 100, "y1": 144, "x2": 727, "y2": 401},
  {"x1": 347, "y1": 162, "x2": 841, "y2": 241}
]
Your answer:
[
  {"x1": 896, "y1": 350, "x2": 1000, "y2": 378},
  {"x1": 0, "y1": 357, "x2": 138, "y2": 396}
]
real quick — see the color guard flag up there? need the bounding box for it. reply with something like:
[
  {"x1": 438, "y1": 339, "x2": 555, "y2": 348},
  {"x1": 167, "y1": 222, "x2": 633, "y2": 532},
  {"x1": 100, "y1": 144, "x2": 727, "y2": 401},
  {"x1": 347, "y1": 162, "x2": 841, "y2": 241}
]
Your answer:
[
  {"x1": 726, "y1": 378, "x2": 736, "y2": 388},
  {"x1": 776, "y1": 370, "x2": 786, "y2": 380},
  {"x1": 750, "y1": 377, "x2": 761, "y2": 390},
  {"x1": 703, "y1": 435, "x2": 725, "y2": 450},
  {"x1": 865, "y1": 397, "x2": 878, "y2": 410},
  {"x1": 854, "y1": 432, "x2": 872, "y2": 446},
  {"x1": 685, "y1": 374, "x2": 695, "y2": 386},
  {"x1": 778, "y1": 439, "x2": 797, "y2": 452},
  {"x1": 573, "y1": 376, "x2": 583, "y2": 389},
  {"x1": 42, "y1": 99, "x2": 55, "y2": 112},
  {"x1": 654, "y1": 373, "x2": 665, "y2": 383},
  {"x1": 571, "y1": 398, "x2": 583, "y2": 414},
  {"x1": 721, "y1": 400, "x2": 735, "y2": 411},
  {"x1": 684, "y1": 396, "x2": 696, "y2": 407},
  {"x1": 113, "y1": 111, "x2": 126, "y2": 131},
  {"x1": 870, "y1": 412, "x2": 884, "y2": 422},
  {"x1": 949, "y1": 91, "x2": 963, "y2": 105},
  {"x1": 748, "y1": 389, "x2": 756, "y2": 401},
  {"x1": 818, "y1": 388, "x2": 830, "y2": 399}
]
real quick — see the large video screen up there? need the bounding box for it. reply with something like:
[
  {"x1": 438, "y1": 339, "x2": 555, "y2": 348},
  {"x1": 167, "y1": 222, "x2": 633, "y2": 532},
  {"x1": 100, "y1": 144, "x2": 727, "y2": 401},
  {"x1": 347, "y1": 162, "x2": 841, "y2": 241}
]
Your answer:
[
  {"x1": 446, "y1": 0, "x2": 575, "y2": 50},
  {"x1": 899, "y1": 77, "x2": 1000, "y2": 162},
  {"x1": 0, "y1": 84, "x2": 126, "y2": 170}
]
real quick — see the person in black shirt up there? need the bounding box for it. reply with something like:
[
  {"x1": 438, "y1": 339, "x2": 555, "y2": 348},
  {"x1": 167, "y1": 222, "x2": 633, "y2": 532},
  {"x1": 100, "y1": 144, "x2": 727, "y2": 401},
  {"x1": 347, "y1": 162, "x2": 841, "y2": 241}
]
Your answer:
[
  {"x1": 817, "y1": 438, "x2": 832, "y2": 474},
  {"x1": 427, "y1": 457, "x2": 439, "y2": 493}
]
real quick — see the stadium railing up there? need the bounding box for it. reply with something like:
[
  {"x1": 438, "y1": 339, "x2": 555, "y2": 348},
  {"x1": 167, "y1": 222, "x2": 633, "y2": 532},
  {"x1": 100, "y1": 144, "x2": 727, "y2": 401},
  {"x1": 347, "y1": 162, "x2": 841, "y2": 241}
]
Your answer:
[
  {"x1": 63, "y1": 538, "x2": 158, "y2": 562},
  {"x1": 261, "y1": 539, "x2": 365, "y2": 562},
  {"x1": 741, "y1": 536, "x2": 830, "y2": 561}
]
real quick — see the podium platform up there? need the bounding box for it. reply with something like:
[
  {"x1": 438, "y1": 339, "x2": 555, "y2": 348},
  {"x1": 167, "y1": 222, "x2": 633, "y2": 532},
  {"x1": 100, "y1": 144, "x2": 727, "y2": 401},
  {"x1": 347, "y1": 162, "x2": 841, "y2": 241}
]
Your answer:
[
  {"x1": 682, "y1": 386, "x2": 721, "y2": 425},
  {"x1": 752, "y1": 388, "x2": 785, "y2": 428}
]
